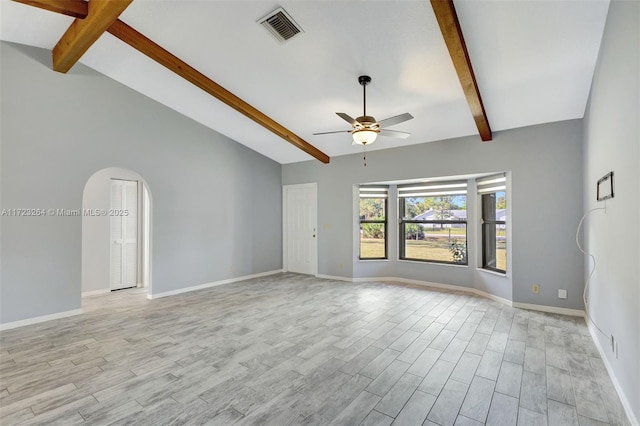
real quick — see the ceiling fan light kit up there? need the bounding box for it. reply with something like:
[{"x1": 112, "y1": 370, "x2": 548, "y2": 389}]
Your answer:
[
  {"x1": 352, "y1": 129, "x2": 378, "y2": 146},
  {"x1": 314, "y1": 75, "x2": 413, "y2": 150}
]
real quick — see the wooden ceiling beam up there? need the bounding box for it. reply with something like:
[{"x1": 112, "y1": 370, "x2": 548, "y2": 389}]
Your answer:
[
  {"x1": 52, "y1": 0, "x2": 132, "y2": 73},
  {"x1": 13, "y1": 0, "x2": 330, "y2": 163},
  {"x1": 11, "y1": 0, "x2": 88, "y2": 19},
  {"x1": 431, "y1": 0, "x2": 492, "y2": 141},
  {"x1": 107, "y1": 19, "x2": 330, "y2": 163}
]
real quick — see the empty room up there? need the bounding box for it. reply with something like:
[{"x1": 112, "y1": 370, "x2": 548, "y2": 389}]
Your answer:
[{"x1": 0, "y1": 0, "x2": 638, "y2": 425}]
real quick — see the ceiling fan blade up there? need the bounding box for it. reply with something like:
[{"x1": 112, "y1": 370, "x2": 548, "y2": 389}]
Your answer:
[
  {"x1": 313, "y1": 130, "x2": 351, "y2": 135},
  {"x1": 377, "y1": 112, "x2": 414, "y2": 128},
  {"x1": 336, "y1": 112, "x2": 358, "y2": 126},
  {"x1": 379, "y1": 129, "x2": 411, "y2": 139}
]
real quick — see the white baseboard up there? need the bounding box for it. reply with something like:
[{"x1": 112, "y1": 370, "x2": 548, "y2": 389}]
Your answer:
[
  {"x1": 148, "y1": 269, "x2": 284, "y2": 299},
  {"x1": 512, "y1": 302, "x2": 584, "y2": 317},
  {"x1": 315, "y1": 274, "x2": 354, "y2": 282},
  {"x1": 379, "y1": 277, "x2": 515, "y2": 308},
  {"x1": 82, "y1": 289, "x2": 110, "y2": 297},
  {"x1": 0, "y1": 308, "x2": 83, "y2": 331},
  {"x1": 587, "y1": 322, "x2": 638, "y2": 426},
  {"x1": 315, "y1": 274, "x2": 584, "y2": 317},
  {"x1": 470, "y1": 288, "x2": 514, "y2": 307}
]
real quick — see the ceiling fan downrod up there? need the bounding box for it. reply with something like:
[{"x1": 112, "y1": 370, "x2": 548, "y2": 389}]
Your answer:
[{"x1": 358, "y1": 75, "x2": 371, "y2": 117}]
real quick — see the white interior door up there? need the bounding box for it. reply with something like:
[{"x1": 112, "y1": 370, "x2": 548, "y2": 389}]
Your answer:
[
  {"x1": 110, "y1": 179, "x2": 138, "y2": 290},
  {"x1": 284, "y1": 183, "x2": 317, "y2": 275}
]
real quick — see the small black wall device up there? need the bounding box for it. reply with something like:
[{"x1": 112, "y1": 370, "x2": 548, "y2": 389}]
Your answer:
[{"x1": 596, "y1": 171, "x2": 614, "y2": 201}]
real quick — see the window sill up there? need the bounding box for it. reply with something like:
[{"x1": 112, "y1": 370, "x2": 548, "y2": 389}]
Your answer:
[
  {"x1": 358, "y1": 259, "x2": 389, "y2": 263},
  {"x1": 398, "y1": 259, "x2": 468, "y2": 268},
  {"x1": 476, "y1": 268, "x2": 508, "y2": 278}
]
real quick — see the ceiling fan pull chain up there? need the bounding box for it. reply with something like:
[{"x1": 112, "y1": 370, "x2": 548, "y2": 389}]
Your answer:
[{"x1": 363, "y1": 144, "x2": 367, "y2": 167}]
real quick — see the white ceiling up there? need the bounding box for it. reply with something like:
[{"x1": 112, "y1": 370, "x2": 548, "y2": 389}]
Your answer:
[{"x1": 0, "y1": 0, "x2": 610, "y2": 164}]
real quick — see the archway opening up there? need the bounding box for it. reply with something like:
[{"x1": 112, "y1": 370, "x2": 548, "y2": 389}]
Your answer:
[{"x1": 81, "y1": 167, "x2": 152, "y2": 298}]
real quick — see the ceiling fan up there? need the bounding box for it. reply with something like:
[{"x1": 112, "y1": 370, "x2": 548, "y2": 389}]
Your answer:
[{"x1": 313, "y1": 75, "x2": 413, "y2": 146}]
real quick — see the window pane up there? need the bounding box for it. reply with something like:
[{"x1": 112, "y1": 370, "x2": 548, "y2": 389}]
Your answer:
[
  {"x1": 496, "y1": 191, "x2": 507, "y2": 215},
  {"x1": 402, "y1": 223, "x2": 467, "y2": 263},
  {"x1": 400, "y1": 195, "x2": 467, "y2": 264},
  {"x1": 360, "y1": 223, "x2": 385, "y2": 258},
  {"x1": 482, "y1": 193, "x2": 496, "y2": 221},
  {"x1": 482, "y1": 223, "x2": 497, "y2": 268},
  {"x1": 482, "y1": 224, "x2": 507, "y2": 271},
  {"x1": 481, "y1": 192, "x2": 507, "y2": 272},
  {"x1": 359, "y1": 196, "x2": 386, "y2": 259},
  {"x1": 496, "y1": 224, "x2": 507, "y2": 271},
  {"x1": 403, "y1": 195, "x2": 467, "y2": 221},
  {"x1": 360, "y1": 198, "x2": 386, "y2": 220}
]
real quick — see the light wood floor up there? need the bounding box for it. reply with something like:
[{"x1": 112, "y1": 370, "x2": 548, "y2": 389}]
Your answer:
[{"x1": 0, "y1": 273, "x2": 630, "y2": 425}]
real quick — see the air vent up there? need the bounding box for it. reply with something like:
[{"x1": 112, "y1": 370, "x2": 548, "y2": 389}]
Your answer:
[{"x1": 258, "y1": 7, "x2": 303, "y2": 43}]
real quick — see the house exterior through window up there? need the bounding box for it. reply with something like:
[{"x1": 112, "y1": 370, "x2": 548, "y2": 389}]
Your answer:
[{"x1": 398, "y1": 181, "x2": 468, "y2": 264}]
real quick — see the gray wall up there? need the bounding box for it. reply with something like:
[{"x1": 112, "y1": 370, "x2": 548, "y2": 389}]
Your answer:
[
  {"x1": 283, "y1": 119, "x2": 585, "y2": 309},
  {"x1": 583, "y1": 0, "x2": 639, "y2": 421},
  {"x1": 0, "y1": 42, "x2": 282, "y2": 324}
]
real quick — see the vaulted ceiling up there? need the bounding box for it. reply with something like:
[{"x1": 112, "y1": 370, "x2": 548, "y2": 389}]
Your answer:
[{"x1": 0, "y1": 0, "x2": 610, "y2": 164}]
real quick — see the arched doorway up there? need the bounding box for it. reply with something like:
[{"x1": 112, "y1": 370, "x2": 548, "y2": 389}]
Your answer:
[{"x1": 81, "y1": 167, "x2": 152, "y2": 297}]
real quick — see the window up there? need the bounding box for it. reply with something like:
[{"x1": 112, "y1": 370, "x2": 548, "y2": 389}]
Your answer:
[
  {"x1": 398, "y1": 181, "x2": 468, "y2": 264},
  {"x1": 359, "y1": 186, "x2": 388, "y2": 259},
  {"x1": 478, "y1": 174, "x2": 507, "y2": 273}
]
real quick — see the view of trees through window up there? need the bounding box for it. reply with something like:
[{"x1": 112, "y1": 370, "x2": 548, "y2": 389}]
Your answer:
[
  {"x1": 359, "y1": 177, "x2": 507, "y2": 270},
  {"x1": 359, "y1": 197, "x2": 386, "y2": 259},
  {"x1": 399, "y1": 195, "x2": 467, "y2": 264}
]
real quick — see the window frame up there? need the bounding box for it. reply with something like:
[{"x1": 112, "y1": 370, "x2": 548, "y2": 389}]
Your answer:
[
  {"x1": 398, "y1": 191, "x2": 468, "y2": 266},
  {"x1": 358, "y1": 187, "x2": 388, "y2": 260},
  {"x1": 478, "y1": 174, "x2": 507, "y2": 273}
]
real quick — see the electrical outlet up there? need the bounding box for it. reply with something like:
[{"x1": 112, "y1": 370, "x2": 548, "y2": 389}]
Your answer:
[
  {"x1": 532, "y1": 284, "x2": 540, "y2": 294},
  {"x1": 558, "y1": 289, "x2": 567, "y2": 299}
]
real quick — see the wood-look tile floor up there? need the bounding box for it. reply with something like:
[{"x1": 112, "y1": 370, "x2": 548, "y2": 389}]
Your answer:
[{"x1": 0, "y1": 273, "x2": 630, "y2": 425}]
